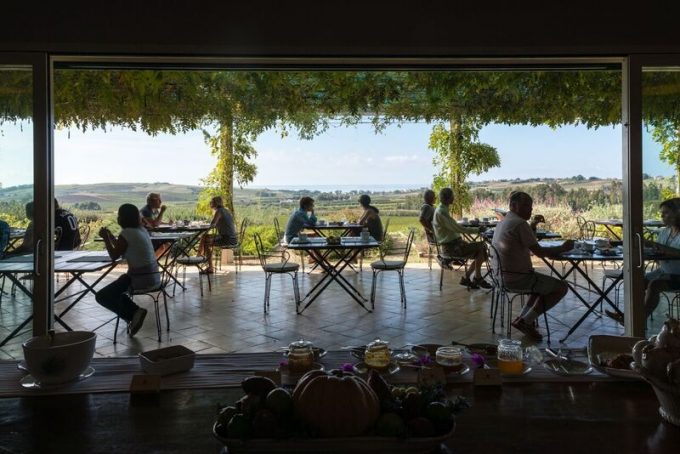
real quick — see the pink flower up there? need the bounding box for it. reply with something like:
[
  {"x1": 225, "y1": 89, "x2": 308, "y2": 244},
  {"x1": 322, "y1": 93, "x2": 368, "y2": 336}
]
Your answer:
[
  {"x1": 279, "y1": 360, "x2": 289, "y2": 367},
  {"x1": 470, "y1": 353, "x2": 485, "y2": 368}
]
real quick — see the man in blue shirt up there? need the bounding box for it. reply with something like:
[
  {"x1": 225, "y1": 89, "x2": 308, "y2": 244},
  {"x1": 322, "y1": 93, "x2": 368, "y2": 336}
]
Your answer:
[
  {"x1": 140, "y1": 192, "x2": 166, "y2": 229},
  {"x1": 285, "y1": 197, "x2": 317, "y2": 243}
]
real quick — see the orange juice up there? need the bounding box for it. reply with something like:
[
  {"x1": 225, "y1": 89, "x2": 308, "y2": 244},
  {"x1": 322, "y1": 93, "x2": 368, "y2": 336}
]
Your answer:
[{"x1": 498, "y1": 358, "x2": 524, "y2": 375}]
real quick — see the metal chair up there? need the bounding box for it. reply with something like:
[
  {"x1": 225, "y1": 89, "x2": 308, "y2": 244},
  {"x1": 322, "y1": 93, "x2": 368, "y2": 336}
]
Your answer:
[
  {"x1": 174, "y1": 230, "x2": 212, "y2": 297},
  {"x1": 431, "y1": 232, "x2": 474, "y2": 291},
  {"x1": 109, "y1": 269, "x2": 171, "y2": 344},
  {"x1": 369, "y1": 228, "x2": 415, "y2": 309},
  {"x1": 487, "y1": 243, "x2": 551, "y2": 343},
  {"x1": 214, "y1": 218, "x2": 249, "y2": 273},
  {"x1": 253, "y1": 232, "x2": 301, "y2": 314},
  {"x1": 77, "y1": 224, "x2": 91, "y2": 250},
  {"x1": 359, "y1": 218, "x2": 389, "y2": 272}
]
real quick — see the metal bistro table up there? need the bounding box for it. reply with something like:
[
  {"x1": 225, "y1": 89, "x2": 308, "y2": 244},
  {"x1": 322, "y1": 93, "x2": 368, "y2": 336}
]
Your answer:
[
  {"x1": 304, "y1": 222, "x2": 363, "y2": 237},
  {"x1": 285, "y1": 236, "x2": 379, "y2": 313},
  {"x1": 0, "y1": 251, "x2": 120, "y2": 347},
  {"x1": 538, "y1": 240, "x2": 679, "y2": 342},
  {"x1": 483, "y1": 228, "x2": 562, "y2": 241},
  {"x1": 593, "y1": 219, "x2": 664, "y2": 240}
]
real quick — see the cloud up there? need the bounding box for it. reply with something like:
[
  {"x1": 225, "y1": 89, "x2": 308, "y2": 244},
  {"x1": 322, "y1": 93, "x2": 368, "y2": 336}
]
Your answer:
[{"x1": 384, "y1": 154, "x2": 420, "y2": 163}]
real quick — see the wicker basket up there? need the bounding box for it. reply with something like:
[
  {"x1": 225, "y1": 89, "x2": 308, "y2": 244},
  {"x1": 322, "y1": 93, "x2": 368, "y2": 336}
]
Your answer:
[
  {"x1": 213, "y1": 422, "x2": 455, "y2": 453},
  {"x1": 638, "y1": 368, "x2": 680, "y2": 426}
]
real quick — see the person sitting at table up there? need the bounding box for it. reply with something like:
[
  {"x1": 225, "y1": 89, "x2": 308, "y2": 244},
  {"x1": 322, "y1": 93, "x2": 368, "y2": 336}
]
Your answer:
[
  {"x1": 419, "y1": 190, "x2": 436, "y2": 242},
  {"x1": 606, "y1": 198, "x2": 680, "y2": 326},
  {"x1": 140, "y1": 192, "x2": 167, "y2": 229},
  {"x1": 197, "y1": 196, "x2": 238, "y2": 274},
  {"x1": 358, "y1": 194, "x2": 383, "y2": 242},
  {"x1": 433, "y1": 188, "x2": 491, "y2": 289},
  {"x1": 96, "y1": 203, "x2": 156, "y2": 337},
  {"x1": 284, "y1": 197, "x2": 317, "y2": 243},
  {"x1": 492, "y1": 191, "x2": 574, "y2": 340},
  {"x1": 0, "y1": 219, "x2": 10, "y2": 259},
  {"x1": 54, "y1": 199, "x2": 81, "y2": 251}
]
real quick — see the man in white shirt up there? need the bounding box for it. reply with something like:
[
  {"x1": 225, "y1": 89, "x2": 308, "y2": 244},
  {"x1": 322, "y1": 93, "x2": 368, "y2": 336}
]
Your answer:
[{"x1": 492, "y1": 191, "x2": 573, "y2": 340}]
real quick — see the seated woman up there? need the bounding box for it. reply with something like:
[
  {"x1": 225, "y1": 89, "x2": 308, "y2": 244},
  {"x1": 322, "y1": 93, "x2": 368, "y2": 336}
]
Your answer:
[
  {"x1": 358, "y1": 194, "x2": 383, "y2": 241},
  {"x1": 198, "y1": 196, "x2": 237, "y2": 274},
  {"x1": 96, "y1": 203, "x2": 159, "y2": 337},
  {"x1": 606, "y1": 198, "x2": 680, "y2": 325}
]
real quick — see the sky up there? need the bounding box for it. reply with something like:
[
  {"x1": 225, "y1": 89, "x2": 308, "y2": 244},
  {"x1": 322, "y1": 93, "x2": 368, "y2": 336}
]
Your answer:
[{"x1": 0, "y1": 119, "x2": 674, "y2": 189}]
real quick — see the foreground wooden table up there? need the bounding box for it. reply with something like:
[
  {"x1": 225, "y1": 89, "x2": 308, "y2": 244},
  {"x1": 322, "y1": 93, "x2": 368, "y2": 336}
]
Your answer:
[{"x1": 0, "y1": 381, "x2": 677, "y2": 453}]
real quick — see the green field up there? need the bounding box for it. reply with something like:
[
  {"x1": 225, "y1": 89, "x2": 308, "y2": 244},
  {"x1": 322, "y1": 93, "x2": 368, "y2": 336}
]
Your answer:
[{"x1": 0, "y1": 176, "x2": 674, "y2": 259}]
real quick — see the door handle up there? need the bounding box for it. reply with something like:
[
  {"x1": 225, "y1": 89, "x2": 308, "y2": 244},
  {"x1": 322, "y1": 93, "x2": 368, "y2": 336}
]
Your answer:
[
  {"x1": 34, "y1": 238, "x2": 42, "y2": 277},
  {"x1": 635, "y1": 233, "x2": 643, "y2": 269}
]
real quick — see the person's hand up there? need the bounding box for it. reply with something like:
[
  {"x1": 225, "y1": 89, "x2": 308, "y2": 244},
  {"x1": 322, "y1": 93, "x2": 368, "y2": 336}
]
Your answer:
[
  {"x1": 160, "y1": 205, "x2": 167, "y2": 212},
  {"x1": 98, "y1": 227, "x2": 110, "y2": 238}
]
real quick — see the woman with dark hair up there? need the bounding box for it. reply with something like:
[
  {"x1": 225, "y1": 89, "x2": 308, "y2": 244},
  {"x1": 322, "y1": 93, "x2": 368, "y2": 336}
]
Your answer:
[
  {"x1": 607, "y1": 197, "x2": 680, "y2": 325},
  {"x1": 96, "y1": 203, "x2": 159, "y2": 336},
  {"x1": 198, "y1": 195, "x2": 237, "y2": 274},
  {"x1": 358, "y1": 194, "x2": 383, "y2": 241}
]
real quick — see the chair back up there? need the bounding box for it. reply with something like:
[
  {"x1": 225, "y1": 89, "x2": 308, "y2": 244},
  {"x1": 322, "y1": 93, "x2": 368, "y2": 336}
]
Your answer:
[
  {"x1": 402, "y1": 228, "x2": 416, "y2": 262},
  {"x1": 381, "y1": 218, "x2": 390, "y2": 242},
  {"x1": 78, "y1": 224, "x2": 91, "y2": 250},
  {"x1": 580, "y1": 220, "x2": 596, "y2": 240},
  {"x1": 273, "y1": 217, "x2": 282, "y2": 242},
  {"x1": 237, "y1": 218, "x2": 249, "y2": 244},
  {"x1": 253, "y1": 233, "x2": 267, "y2": 268},
  {"x1": 424, "y1": 228, "x2": 436, "y2": 246},
  {"x1": 486, "y1": 242, "x2": 504, "y2": 290}
]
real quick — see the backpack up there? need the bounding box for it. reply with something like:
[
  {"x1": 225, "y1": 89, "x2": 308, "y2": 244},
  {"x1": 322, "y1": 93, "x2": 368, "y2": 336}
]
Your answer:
[
  {"x1": 0, "y1": 220, "x2": 9, "y2": 259},
  {"x1": 55, "y1": 209, "x2": 81, "y2": 250}
]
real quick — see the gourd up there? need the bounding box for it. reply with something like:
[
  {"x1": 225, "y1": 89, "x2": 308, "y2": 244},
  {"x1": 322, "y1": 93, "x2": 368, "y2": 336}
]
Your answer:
[
  {"x1": 636, "y1": 318, "x2": 680, "y2": 383},
  {"x1": 292, "y1": 370, "x2": 380, "y2": 437}
]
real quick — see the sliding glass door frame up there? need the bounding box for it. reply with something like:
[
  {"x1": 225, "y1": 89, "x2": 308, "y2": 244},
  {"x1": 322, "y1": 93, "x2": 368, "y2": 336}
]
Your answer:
[
  {"x1": 0, "y1": 53, "x2": 53, "y2": 337},
  {"x1": 624, "y1": 54, "x2": 680, "y2": 336}
]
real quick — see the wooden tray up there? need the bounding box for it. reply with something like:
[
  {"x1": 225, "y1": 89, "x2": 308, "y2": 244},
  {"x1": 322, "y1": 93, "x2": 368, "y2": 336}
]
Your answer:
[{"x1": 213, "y1": 422, "x2": 455, "y2": 453}]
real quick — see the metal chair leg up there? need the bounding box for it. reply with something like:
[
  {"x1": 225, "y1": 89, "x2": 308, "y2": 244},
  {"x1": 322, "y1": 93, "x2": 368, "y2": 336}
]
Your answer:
[
  {"x1": 370, "y1": 269, "x2": 378, "y2": 309},
  {"x1": 398, "y1": 269, "x2": 407, "y2": 308},
  {"x1": 292, "y1": 272, "x2": 301, "y2": 313},
  {"x1": 439, "y1": 267, "x2": 444, "y2": 291},
  {"x1": 264, "y1": 273, "x2": 272, "y2": 313}
]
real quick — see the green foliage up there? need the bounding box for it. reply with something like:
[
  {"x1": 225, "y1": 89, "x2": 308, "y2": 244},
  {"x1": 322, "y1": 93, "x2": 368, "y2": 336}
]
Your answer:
[{"x1": 429, "y1": 119, "x2": 500, "y2": 215}]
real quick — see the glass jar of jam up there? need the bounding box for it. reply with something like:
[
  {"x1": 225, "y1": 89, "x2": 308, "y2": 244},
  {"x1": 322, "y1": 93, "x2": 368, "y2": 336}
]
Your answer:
[
  {"x1": 287, "y1": 339, "x2": 314, "y2": 372},
  {"x1": 364, "y1": 338, "x2": 391, "y2": 369}
]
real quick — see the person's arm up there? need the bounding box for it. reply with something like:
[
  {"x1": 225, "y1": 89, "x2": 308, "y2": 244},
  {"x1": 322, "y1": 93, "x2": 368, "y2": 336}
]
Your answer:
[
  {"x1": 307, "y1": 210, "x2": 317, "y2": 225},
  {"x1": 156, "y1": 205, "x2": 166, "y2": 224},
  {"x1": 209, "y1": 209, "x2": 221, "y2": 228},
  {"x1": 647, "y1": 237, "x2": 680, "y2": 257},
  {"x1": 99, "y1": 227, "x2": 127, "y2": 261},
  {"x1": 419, "y1": 218, "x2": 433, "y2": 233},
  {"x1": 437, "y1": 210, "x2": 479, "y2": 235}
]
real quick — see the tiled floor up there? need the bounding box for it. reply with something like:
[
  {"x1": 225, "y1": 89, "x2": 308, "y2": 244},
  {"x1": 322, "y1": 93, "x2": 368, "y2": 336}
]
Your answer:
[{"x1": 0, "y1": 259, "x2": 665, "y2": 360}]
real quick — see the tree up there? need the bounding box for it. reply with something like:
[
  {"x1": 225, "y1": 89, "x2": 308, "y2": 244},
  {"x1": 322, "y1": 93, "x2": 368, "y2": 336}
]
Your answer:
[{"x1": 429, "y1": 117, "x2": 500, "y2": 216}]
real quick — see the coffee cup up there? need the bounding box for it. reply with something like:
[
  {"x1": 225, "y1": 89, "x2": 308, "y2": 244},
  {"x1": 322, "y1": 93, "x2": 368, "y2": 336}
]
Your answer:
[
  {"x1": 360, "y1": 230, "x2": 371, "y2": 242},
  {"x1": 462, "y1": 217, "x2": 469, "y2": 223}
]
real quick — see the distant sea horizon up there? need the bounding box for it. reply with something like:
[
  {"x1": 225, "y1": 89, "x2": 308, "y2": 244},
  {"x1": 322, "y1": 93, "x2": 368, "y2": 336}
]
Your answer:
[{"x1": 245, "y1": 183, "x2": 429, "y2": 192}]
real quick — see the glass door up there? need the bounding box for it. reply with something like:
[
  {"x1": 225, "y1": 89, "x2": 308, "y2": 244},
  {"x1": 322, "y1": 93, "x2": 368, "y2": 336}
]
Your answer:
[
  {"x1": 0, "y1": 55, "x2": 52, "y2": 355},
  {"x1": 641, "y1": 63, "x2": 680, "y2": 334}
]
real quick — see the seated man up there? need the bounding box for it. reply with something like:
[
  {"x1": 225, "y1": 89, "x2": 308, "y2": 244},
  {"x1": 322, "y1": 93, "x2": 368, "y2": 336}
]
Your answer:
[
  {"x1": 432, "y1": 188, "x2": 491, "y2": 289},
  {"x1": 54, "y1": 199, "x2": 81, "y2": 251},
  {"x1": 492, "y1": 191, "x2": 573, "y2": 340},
  {"x1": 284, "y1": 197, "x2": 317, "y2": 244},
  {"x1": 419, "y1": 189, "x2": 436, "y2": 243},
  {"x1": 358, "y1": 194, "x2": 383, "y2": 242},
  {"x1": 140, "y1": 192, "x2": 166, "y2": 229},
  {"x1": 606, "y1": 198, "x2": 680, "y2": 325}
]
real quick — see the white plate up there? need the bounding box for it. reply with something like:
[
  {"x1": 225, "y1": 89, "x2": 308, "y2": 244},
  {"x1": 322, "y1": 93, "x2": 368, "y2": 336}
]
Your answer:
[
  {"x1": 353, "y1": 361, "x2": 400, "y2": 376},
  {"x1": 20, "y1": 366, "x2": 95, "y2": 389},
  {"x1": 588, "y1": 335, "x2": 643, "y2": 380},
  {"x1": 543, "y1": 359, "x2": 593, "y2": 376}
]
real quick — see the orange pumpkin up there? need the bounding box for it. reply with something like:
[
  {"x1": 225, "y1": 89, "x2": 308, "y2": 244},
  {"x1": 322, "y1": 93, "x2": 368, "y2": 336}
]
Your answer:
[{"x1": 293, "y1": 371, "x2": 380, "y2": 437}]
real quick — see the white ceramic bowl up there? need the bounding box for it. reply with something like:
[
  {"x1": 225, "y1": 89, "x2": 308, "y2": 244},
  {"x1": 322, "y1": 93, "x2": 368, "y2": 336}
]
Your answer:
[{"x1": 22, "y1": 331, "x2": 96, "y2": 385}]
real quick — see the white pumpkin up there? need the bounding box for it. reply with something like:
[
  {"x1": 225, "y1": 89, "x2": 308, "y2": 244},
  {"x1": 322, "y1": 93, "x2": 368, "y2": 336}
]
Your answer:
[
  {"x1": 668, "y1": 359, "x2": 680, "y2": 386},
  {"x1": 632, "y1": 340, "x2": 654, "y2": 366},
  {"x1": 643, "y1": 347, "x2": 675, "y2": 381}
]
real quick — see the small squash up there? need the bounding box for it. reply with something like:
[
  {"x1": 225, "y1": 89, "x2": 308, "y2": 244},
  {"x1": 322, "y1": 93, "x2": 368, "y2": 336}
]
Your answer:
[{"x1": 293, "y1": 371, "x2": 380, "y2": 437}]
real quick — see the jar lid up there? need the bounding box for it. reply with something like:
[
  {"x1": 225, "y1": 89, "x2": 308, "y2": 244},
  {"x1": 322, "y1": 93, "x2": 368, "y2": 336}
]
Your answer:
[
  {"x1": 498, "y1": 339, "x2": 522, "y2": 346},
  {"x1": 367, "y1": 338, "x2": 389, "y2": 350},
  {"x1": 288, "y1": 339, "x2": 314, "y2": 350}
]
